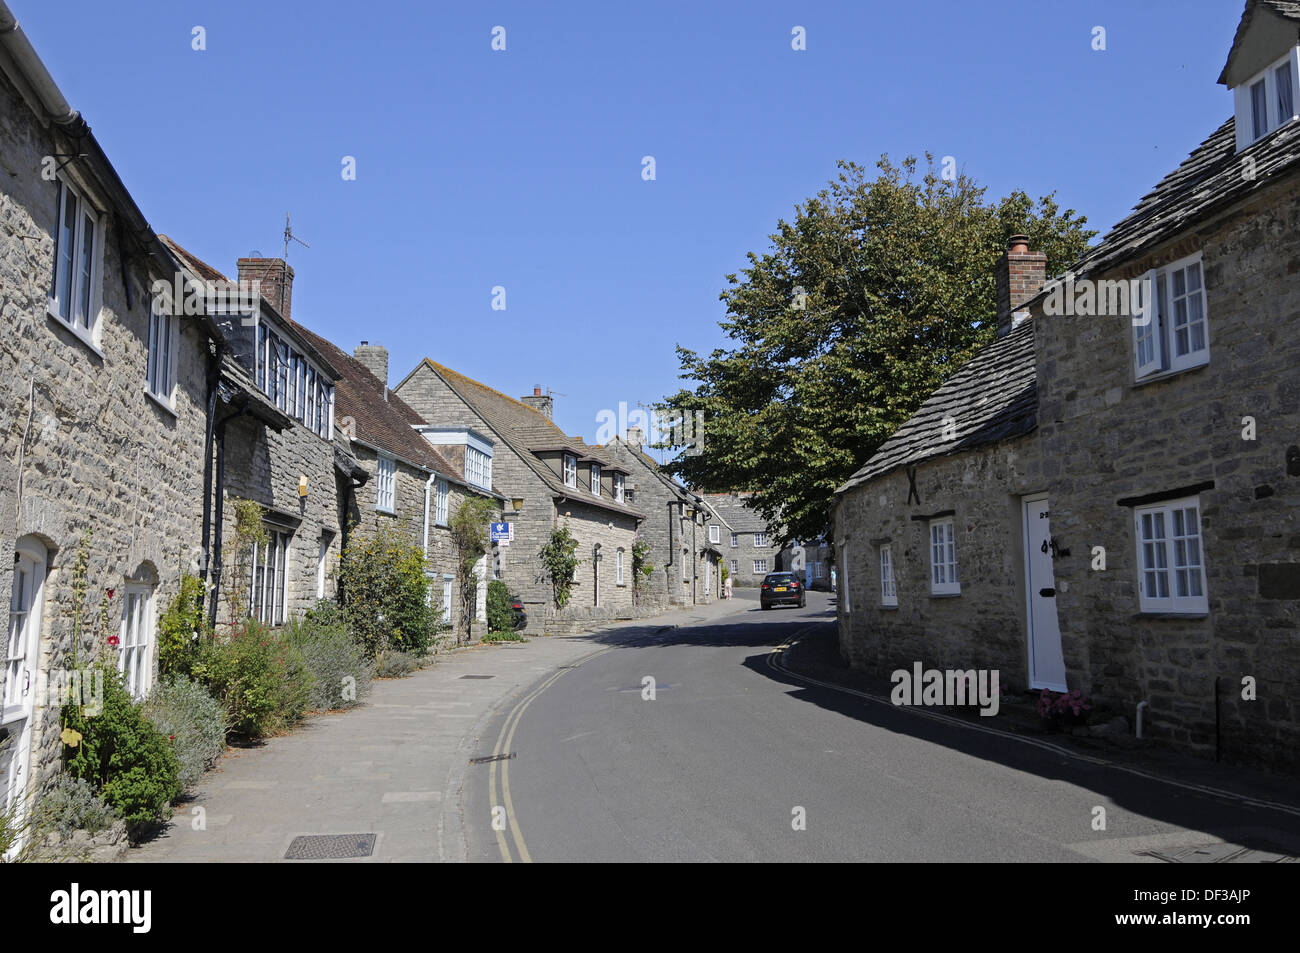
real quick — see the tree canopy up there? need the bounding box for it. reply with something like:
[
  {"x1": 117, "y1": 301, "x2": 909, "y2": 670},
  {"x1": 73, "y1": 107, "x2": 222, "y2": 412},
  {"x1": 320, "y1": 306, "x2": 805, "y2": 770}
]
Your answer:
[{"x1": 657, "y1": 155, "x2": 1096, "y2": 544}]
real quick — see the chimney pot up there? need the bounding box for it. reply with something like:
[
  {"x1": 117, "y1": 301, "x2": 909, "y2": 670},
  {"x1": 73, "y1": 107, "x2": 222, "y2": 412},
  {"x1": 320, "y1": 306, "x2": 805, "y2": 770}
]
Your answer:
[
  {"x1": 533, "y1": 387, "x2": 542, "y2": 396},
  {"x1": 995, "y1": 237, "x2": 1047, "y2": 338}
]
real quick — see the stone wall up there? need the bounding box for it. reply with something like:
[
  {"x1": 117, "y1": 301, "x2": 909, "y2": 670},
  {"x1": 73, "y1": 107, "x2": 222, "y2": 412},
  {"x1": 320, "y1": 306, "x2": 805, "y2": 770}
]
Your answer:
[
  {"x1": 0, "y1": 66, "x2": 212, "y2": 800},
  {"x1": 834, "y1": 436, "x2": 1045, "y2": 690},
  {"x1": 1031, "y1": 174, "x2": 1300, "y2": 771}
]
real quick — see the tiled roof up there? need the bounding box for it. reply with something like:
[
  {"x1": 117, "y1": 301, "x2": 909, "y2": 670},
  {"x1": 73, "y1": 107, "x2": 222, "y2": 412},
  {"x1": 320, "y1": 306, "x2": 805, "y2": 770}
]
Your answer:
[
  {"x1": 836, "y1": 320, "x2": 1037, "y2": 493},
  {"x1": 412, "y1": 360, "x2": 644, "y2": 520},
  {"x1": 158, "y1": 235, "x2": 226, "y2": 285},
  {"x1": 291, "y1": 325, "x2": 466, "y2": 485},
  {"x1": 1066, "y1": 115, "x2": 1300, "y2": 279},
  {"x1": 699, "y1": 492, "x2": 777, "y2": 534},
  {"x1": 1219, "y1": 1, "x2": 1300, "y2": 85}
]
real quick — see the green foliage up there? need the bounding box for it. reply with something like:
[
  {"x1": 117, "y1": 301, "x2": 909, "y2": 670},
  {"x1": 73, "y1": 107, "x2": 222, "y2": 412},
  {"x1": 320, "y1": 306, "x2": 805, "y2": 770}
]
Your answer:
[
  {"x1": 659, "y1": 155, "x2": 1095, "y2": 543},
  {"x1": 373, "y1": 650, "x2": 419, "y2": 679},
  {"x1": 486, "y1": 580, "x2": 516, "y2": 634},
  {"x1": 227, "y1": 499, "x2": 269, "y2": 623},
  {"x1": 631, "y1": 536, "x2": 654, "y2": 604},
  {"x1": 449, "y1": 497, "x2": 499, "y2": 645},
  {"x1": 31, "y1": 775, "x2": 120, "y2": 836},
  {"x1": 61, "y1": 665, "x2": 182, "y2": 827},
  {"x1": 338, "y1": 524, "x2": 440, "y2": 656},
  {"x1": 158, "y1": 575, "x2": 209, "y2": 677},
  {"x1": 539, "y1": 520, "x2": 580, "y2": 610},
  {"x1": 190, "y1": 622, "x2": 315, "y2": 740},
  {"x1": 282, "y1": 612, "x2": 373, "y2": 711},
  {"x1": 142, "y1": 676, "x2": 226, "y2": 790}
]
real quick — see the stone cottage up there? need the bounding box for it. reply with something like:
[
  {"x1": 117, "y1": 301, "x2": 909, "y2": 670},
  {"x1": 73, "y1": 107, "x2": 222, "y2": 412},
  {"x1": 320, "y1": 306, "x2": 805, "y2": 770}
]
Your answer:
[
  {"x1": 835, "y1": 0, "x2": 1300, "y2": 773},
  {"x1": 699, "y1": 492, "x2": 785, "y2": 588},
  {"x1": 600, "y1": 427, "x2": 723, "y2": 608},
  {"x1": 0, "y1": 13, "x2": 226, "y2": 834},
  {"x1": 396, "y1": 364, "x2": 643, "y2": 633},
  {"x1": 290, "y1": 334, "x2": 505, "y2": 634}
]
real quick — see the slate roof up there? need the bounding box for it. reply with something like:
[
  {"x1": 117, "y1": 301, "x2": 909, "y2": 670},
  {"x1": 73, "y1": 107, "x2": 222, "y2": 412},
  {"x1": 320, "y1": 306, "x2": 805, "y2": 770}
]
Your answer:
[
  {"x1": 1219, "y1": 1, "x2": 1300, "y2": 85},
  {"x1": 699, "y1": 492, "x2": 778, "y2": 535},
  {"x1": 601, "y1": 437, "x2": 726, "y2": 523},
  {"x1": 1063, "y1": 115, "x2": 1300, "y2": 280},
  {"x1": 290, "y1": 326, "x2": 469, "y2": 487},
  {"x1": 836, "y1": 320, "x2": 1037, "y2": 493},
  {"x1": 409, "y1": 360, "x2": 644, "y2": 520}
]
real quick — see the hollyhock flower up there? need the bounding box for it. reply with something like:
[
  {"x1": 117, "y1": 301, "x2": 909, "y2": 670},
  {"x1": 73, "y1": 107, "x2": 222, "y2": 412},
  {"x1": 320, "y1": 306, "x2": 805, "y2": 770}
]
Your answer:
[{"x1": 107, "y1": 634, "x2": 120, "y2": 647}]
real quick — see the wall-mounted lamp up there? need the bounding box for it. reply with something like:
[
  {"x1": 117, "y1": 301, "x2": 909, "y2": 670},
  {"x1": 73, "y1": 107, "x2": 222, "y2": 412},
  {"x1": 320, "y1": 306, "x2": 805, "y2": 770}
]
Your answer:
[
  {"x1": 512, "y1": 498, "x2": 524, "y2": 511},
  {"x1": 298, "y1": 475, "x2": 309, "y2": 498}
]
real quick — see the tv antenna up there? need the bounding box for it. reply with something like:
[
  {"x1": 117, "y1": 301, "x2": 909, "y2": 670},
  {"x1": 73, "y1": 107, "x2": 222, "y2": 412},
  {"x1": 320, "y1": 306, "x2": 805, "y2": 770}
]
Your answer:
[{"x1": 282, "y1": 212, "x2": 310, "y2": 264}]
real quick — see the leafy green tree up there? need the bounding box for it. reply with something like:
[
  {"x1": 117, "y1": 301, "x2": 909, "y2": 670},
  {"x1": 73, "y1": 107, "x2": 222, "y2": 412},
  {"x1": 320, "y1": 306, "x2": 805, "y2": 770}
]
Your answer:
[
  {"x1": 337, "y1": 523, "x2": 438, "y2": 655},
  {"x1": 449, "y1": 497, "x2": 499, "y2": 645},
  {"x1": 658, "y1": 155, "x2": 1095, "y2": 543}
]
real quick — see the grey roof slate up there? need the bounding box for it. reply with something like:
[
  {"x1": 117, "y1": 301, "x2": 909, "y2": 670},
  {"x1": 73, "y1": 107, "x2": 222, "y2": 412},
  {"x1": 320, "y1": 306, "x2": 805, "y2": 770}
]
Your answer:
[
  {"x1": 699, "y1": 493, "x2": 778, "y2": 534},
  {"x1": 836, "y1": 320, "x2": 1037, "y2": 494}
]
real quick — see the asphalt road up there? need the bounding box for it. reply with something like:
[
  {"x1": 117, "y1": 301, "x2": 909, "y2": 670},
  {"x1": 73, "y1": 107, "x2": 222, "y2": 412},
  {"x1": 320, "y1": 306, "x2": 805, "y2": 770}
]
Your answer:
[{"x1": 464, "y1": 591, "x2": 1300, "y2": 862}]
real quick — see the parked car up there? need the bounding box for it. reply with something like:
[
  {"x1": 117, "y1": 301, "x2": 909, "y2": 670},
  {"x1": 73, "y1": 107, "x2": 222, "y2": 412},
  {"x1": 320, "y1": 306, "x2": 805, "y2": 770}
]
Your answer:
[
  {"x1": 760, "y1": 572, "x2": 805, "y2": 610},
  {"x1": 511, "y1": 599, "x2": 527, "y2": 630}
]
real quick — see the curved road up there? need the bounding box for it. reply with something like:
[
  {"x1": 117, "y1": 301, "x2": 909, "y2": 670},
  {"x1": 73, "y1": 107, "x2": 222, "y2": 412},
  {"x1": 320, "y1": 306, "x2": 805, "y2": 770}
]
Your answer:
[{"x1": 463, "y1": 591, "x2": 1300, "y2": 863}]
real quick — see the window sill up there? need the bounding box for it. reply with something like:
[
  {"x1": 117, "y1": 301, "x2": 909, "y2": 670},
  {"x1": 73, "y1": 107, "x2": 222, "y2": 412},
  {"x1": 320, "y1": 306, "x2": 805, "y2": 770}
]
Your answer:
[
  {"x1": 47, "y1": 308, "x2": 104, "y2": 360},
  {"x1": 1132, "y1": 359, "x2": 1208, "y2": 389},
  {"x1": 879, "y1": 604, "x2": 899, "y2": 611},
  {"x1": 1133, "y1": 611, "x2": 1209, "y2": 620},
  {"x1": 144, "y1": 388, "x2": 178, "y2": 418},
  {"x1": 930, "y1": 590, "x2": 962, "y2": 599},
  {"x1": 376, "y1": 507, "x2": 397, "y2": 517}
]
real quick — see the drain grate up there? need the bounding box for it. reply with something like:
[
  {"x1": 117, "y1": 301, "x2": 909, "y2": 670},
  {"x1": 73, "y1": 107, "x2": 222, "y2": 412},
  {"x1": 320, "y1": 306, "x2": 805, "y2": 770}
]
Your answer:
[
  {"x1": 1136, "y1": 842, "x2": 1297, "y2": 863},
  {"x1": 285, "y1": 833, "x2": 377, "y2": 860},
  {"x1": 469, "y1": 752, "x2": 516, "y2": 765},
  {"x1": 460, "y1": 674, "x2": 495, "y2": 679}
]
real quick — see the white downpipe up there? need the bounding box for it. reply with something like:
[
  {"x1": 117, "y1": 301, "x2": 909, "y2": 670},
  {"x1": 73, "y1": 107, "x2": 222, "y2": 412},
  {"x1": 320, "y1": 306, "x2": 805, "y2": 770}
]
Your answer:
[
  {"x1": 422, "y1": 473, "x2": 436, "y2": 560},
  {"x1": 1136, "y1": 699, "x2": 1149, "y2": 739}
]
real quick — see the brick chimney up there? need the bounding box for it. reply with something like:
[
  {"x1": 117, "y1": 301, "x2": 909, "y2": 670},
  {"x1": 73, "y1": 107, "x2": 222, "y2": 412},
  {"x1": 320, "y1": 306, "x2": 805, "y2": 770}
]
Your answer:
[
  {"x1": 626, "y1": 426, "x2": 645, "y2": 450},
  {"x1": 995, "y1": 235, "x2": 1047, "y2": 337},
  {"x1": 520, "y1": 386, "x2": 553, "y2": 420},
  {"x1": 237, "y1": 257, "x2": 294, "y2": 319},
  {"x1": 354, "y1": 341, "x2": 389, "y2": 389}
]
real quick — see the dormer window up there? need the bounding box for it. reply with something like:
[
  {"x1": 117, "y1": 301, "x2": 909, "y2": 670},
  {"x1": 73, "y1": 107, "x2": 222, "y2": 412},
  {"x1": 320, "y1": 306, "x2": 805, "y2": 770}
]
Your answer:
[
  {"x1": 613, "y1": 473, "x2": 625, "y2": 503},
  {"x1": 465, "y1": 445, "x2": 492, "y2": 490},
  {"x1": 590, "y1": 463, "x2": 601, "y2": 495},
  {"x1": 563, "y1": 453, "x2": 577, "y2": 488},
  {"x1": 1234, "y1": 47, "x2": 1300, "y2": 149}
]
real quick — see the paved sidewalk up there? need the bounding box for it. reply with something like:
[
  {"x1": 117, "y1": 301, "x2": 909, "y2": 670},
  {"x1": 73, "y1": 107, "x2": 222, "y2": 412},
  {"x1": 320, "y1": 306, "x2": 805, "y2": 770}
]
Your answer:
[{"x1": 128, "y1": 596, "x2": 750, "y2": 863}]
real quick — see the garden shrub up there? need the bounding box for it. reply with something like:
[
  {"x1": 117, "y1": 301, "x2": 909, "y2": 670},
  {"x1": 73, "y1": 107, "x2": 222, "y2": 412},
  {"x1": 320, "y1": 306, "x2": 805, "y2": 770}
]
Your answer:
[
  {"x1": 142, "y1": 676, "x2": 227, "y2": 789},
  {"x1": 31, "y1": 775, "x2": 119, "y2": 836},
  {"x1": 373, "y1": 650, "x2": 419, "y2": 679},
  {"x1": 190, "y1": 622, "x2": 315, "y2": 740},
  {"x1": 61, "y1": 666, "x2": 182, "y2": 827},
  {"x1": 482, "y1": 630, "x2": 525, "y2": 643},
  {"x1": 337, "y1": 525, "x2": 440, "y2": 656},
  {"x1": 157, "y1": 574, "x2": 208, "y2": 678},
  {"x1": 486, "y1": 580, "x2": 516, "y2": 634},
  {"x1": 283, "y1": 612, "x2": 373, "y2": 711}
]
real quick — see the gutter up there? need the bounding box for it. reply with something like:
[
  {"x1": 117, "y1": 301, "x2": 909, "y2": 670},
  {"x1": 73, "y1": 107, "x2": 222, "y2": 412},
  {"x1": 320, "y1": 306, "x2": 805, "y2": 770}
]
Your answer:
[{"x1": 0, "y1": 2, "x2": 77, "y2": 126}]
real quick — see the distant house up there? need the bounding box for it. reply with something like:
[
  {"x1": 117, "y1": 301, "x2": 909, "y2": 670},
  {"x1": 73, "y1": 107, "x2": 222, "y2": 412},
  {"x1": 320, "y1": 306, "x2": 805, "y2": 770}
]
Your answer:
[
  {"x1": 600, "y1": 427, "x2": 723, "y2": 607},
  {"x1": 288, "y1": 336, "x2": 505, "y2": 634},
  {"x1": 835, "y1": 0, "x2": 1300, "y2": 773},
  {"x1": 698, "y1": 492, "x2": 784, "y2": 587},
  {"x1": 396, "y1": 365, "x2": 643, "y2": 632}
]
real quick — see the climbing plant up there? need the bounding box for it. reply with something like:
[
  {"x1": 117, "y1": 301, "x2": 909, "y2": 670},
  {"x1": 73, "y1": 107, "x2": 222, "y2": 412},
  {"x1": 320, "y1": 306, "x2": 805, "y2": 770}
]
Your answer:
[{"x1": 539, "y1": 520, "x2": 579, "y2": 610}]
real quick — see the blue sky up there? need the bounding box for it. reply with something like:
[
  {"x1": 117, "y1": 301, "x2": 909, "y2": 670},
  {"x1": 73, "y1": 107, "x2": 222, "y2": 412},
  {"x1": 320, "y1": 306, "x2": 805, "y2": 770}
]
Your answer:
[{"x1": 17, "y1": 0, "x2": 1245, "y2": 448}]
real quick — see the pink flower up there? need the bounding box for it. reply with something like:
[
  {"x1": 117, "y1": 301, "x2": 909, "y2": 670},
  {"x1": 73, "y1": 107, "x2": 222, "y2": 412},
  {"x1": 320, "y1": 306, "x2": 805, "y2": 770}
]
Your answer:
[
  {"x1": 106, "y1": 587, "x2": 115, "y2": 599},
  {"x1": 107, "y1": 634, "x2": 120, "y2": 648}
]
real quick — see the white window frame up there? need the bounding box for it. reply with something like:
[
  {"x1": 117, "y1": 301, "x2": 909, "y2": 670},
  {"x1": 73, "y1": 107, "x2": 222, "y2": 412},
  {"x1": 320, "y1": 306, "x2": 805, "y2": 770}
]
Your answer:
[
  {"x1": 753, "y1": 532, "x2": 768, "y2": 547},
  {"x1": 1135, "y1": 496, "x2": 1208, "y2": 614},
  {"x1": 435, "y1": 479, "x2": 449, "y2": 526},
  {"x1": 118, "y1": 584, "x2": 154, "y2": 700},
  {"x1": 929, "y1": 518, "x2": 960, "y2": 595},
  {"x1": 616, "y1": 548, "x2": 625, "y2": 585},
  {"x1": 442, "y1": 574, "x2": 454, "y2": 625},
  {"x1": 729, "y1": 559, "x2": 738, "y2": 574},
  {"x1": 316, "y1": 539, "x2": 329, "y2": 600},
  {"x1": 753, "y1": 559, "x2": 768, "y2": 574},
  {"x1": 1133, "y1": 253, "x2": 1209, "y2": 381},
  {"x1": 563, "y1": 454, "x2": 577, "y2": 488},
  {"x1": 48, "y1": 177, "x2": 105, "y2": 346},
  {"x1": 730, "y1": 532, "x2": 738, "y2": 549},
  {"x1": 145, "y1": 309, "x2": 177, "y2": 407},
  {"x1": 376, "y1": 454, "x2": 396, "y2": 513},
  {"x1": 613, "y1": 473, "x2": 625, "y2": 503},
  {"x1": 590, "y1": 463, "x2": 602, "y2": 496},
  {"x1": 709, "y1": 525, "x2": 720, "y2": 544},
  {"x1": 880, "y1": 544, "x2": 898, "y2": 607},
  {"x1": 1234, "y1": 46, "x2": 1300, "y2": 149},
  {"x1": 250, "y1": 527, "x2": 291, "y2": 626}
]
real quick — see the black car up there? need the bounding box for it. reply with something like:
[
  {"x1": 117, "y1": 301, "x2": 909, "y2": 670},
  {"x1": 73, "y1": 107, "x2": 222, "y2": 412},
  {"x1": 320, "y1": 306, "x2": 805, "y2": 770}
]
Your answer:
[{"x1": 760, "y1": 572, "x2": 806, "y2": 609}]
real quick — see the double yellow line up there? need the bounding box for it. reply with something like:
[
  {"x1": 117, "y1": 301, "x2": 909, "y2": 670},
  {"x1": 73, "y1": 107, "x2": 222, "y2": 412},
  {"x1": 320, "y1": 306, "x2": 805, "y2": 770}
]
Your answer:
[{"x1": 488, "y1": 647, "x2": 611, "y2": 863}]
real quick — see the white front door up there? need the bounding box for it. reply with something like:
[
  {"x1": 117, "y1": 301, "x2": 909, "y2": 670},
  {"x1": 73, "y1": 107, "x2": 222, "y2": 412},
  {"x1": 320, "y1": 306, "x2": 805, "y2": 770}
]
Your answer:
[
  {"x1": 1023, "y1": 497, "x2": 1067, "y2": 691},
  {"x1": 2, "y1": 540, "x2": 47, "y2": 848},
  {"x1": 473, "y1": 556, "x2": 487, "y2": 622},
  {"x1": 704, "y1": 559, "x2": 712, "y2": 597}
]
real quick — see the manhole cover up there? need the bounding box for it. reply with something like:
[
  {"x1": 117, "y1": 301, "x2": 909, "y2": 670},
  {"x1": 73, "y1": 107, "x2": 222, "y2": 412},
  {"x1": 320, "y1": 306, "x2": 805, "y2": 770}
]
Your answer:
[
  {"x1": 1136, "y1": 842, "x2": 1297, "y2": 863},
  {"x1": 285, "y1": 833, "x2": 377, "y2": 860},
  {"x1": 469, "y1": 752, "x2": 516, "y2": 765},
  {"x1": 460, "y1": 674, "x2": 494, "y2": 679}
]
